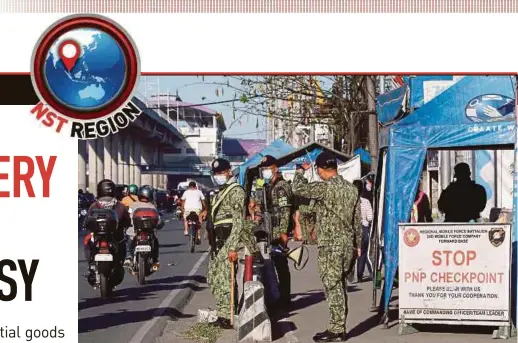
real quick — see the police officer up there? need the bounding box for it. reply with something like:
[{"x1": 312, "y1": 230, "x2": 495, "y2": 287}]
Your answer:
[
  {"x1": 292, "y1": 152, "x2": 361, "y2": 342},
  {"x1": 258, "y1": 155, "x2": 293, "y2": 307},
  {"x1": 207, "y1": 158, "x2": 256, "y2": 329}
]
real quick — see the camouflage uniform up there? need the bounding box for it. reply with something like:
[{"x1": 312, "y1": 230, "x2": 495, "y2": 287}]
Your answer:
[
  {"x1": 266, "y1": 176, "x2": 293, "y2": 304},
  {"x1": 292, "y1": 171, "x2": 361, "y2": 334},
  {"x1": 268, "y1": 177, "x2": 293, "y2": 241},
  {"x1": 298, "y1": 198, "x2": 316, "y2": 243},
  {"x1": 252, "y1": 179, "x2": 265, "y2": 220},
  {"x1": 207, "y1": 177, "x2": 256, "y2": 320}
]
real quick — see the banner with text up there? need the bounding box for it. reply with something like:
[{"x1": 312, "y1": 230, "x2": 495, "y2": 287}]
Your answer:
[{"x1": 399, "y1": 223, "x2": 510, "y2": 323}]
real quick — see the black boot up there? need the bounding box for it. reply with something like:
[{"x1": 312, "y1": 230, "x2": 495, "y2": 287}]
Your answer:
[
  {"x1": 211, "y1": 317, "x2": 233, "y2": 330},
  {"x1": 313, "y1": 330, "x2": 346, "y2": 342}
]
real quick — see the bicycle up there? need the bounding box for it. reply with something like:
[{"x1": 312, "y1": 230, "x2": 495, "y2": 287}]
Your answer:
[{"x1": 186, "y1": 212, "x2": 201, "y2": 253}]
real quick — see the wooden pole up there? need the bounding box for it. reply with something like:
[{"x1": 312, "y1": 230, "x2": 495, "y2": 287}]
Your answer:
[{"x1": 230, "y1": 261, "x2": 235, "y2": 326}]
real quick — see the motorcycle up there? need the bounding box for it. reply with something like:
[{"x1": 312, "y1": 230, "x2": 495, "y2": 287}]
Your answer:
[
  {"x1": 78, "y1": 195, "x2": 88, "y2": 229},
  {"x1": 186, "y1": 212, "x2": 200, "y2": 253},
  {"x1": 128, "y1": 208, "x2": 163, "y2": 285},
  {"x1": 78, "y1": 208, "x2": 87, "y2": 230},
  {"x1": 85, "y1": 209, "x2": 125, "y2": 298}
]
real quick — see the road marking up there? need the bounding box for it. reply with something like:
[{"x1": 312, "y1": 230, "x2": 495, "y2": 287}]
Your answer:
[{"x1": 128, "y1": 251, "x2": 210, "y2": 343}]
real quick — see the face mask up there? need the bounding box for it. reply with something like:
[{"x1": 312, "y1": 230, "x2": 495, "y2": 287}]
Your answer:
[
  {"x1": 261, "y1": 169, "x2": 273, "y2": 182},
  {"x1": 213, "y1": 175, "x2": 228, "y2": 186},
  {"x1": 366, "y1": 184, "x2": 372, "y2": 191}
]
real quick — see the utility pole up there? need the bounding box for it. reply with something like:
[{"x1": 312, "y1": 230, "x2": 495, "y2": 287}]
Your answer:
[{"x1": 366, "y1": 76, "x2": 378, "y2": 172}]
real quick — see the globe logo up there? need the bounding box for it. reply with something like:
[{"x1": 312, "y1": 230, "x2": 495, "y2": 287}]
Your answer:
[
  {"x1": 31, "y1": 14, "x2": 140, "y2": 122},
  {"x1": 44, "y1": 28, "x2": 127, "y2": 111},
  {"x1": 464, "y1": 94, "x2": 515, "y2": 123}
]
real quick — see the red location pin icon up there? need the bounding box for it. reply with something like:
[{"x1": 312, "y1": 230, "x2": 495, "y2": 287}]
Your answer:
[{"x1": 58, "y1": 39, "x2": 81, "y2": 72}]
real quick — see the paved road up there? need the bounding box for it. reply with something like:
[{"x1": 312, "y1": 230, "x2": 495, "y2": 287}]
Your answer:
[{"x1": 78, "y1": 214, "x2": 210, "y2": 343}]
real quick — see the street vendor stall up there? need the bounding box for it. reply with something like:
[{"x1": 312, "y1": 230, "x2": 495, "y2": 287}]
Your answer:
[{"x1": 374, "y1": 76, "x2": 517, "y2": 336}]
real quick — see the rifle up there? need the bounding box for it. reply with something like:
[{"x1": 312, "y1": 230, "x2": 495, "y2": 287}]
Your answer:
[
  {"x1": 206, "y1": 196, "x2": 217, "y2": 260},
  {"x1": 262, "y1": 184, "x2": 273, "y2": 248}
]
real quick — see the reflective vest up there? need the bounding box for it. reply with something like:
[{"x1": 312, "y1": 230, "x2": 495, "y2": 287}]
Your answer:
[{"x1": 211, "y1": 182, "x2": 240, "y2": 226}]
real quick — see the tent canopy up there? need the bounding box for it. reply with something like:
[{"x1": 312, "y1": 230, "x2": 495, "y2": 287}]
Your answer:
[
  {"x1": 376, "y1": 84, "x2": 408, "y2": 125},
  {"x1": 274, "y1": 141, "x2": 351, "y2": 169},
  {"x1": 378, "y1": 75, "x2": 517, "y2": 313},
  {"x1": 236, "y1": 139, "x2": 296, "y2": 186},
  {"x1": 241, "y1": 142, "x2": 353, "y2": 209}
]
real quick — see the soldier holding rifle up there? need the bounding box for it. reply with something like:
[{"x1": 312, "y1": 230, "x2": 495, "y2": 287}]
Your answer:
[{"x1": 257, "y1": 155, "x2": 293, "y2": 308}]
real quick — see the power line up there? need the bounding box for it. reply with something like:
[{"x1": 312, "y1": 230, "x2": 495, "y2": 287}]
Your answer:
[{"x1": 224, "y1": 129, "x2": 269, "y2": 137}]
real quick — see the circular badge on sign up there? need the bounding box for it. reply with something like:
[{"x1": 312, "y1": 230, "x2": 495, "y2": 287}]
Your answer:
[
  {"x1": 30, "y1": 14, "x2": 140, "y2": 121},
  {"x1": 404, "y1": 228, "x2": 420, "y2": 247}
]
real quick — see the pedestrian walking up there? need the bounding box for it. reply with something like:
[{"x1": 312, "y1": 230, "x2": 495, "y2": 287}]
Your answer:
[
  {"x1": 353, "y1": 180, "x2": 373, "y2": 283},
  {"x1": 292, "y1": 152, "x2": 361, "y2": 342}
]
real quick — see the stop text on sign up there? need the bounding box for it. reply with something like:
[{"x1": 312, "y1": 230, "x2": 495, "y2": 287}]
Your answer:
[{"x1": 432, "y1": 250, "x2": 477, "y2": 266}]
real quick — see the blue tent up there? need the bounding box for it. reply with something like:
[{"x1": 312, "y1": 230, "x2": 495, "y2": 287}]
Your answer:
[
  {"x1": 353, "y1": 147, "x2": 372, "y2": 165},
  {"x1": 378, "y1": 76, "x2": 517, "y2": 316},
  {"x1": 237, "y1": 139, "x2": 296, "y2": 186}
]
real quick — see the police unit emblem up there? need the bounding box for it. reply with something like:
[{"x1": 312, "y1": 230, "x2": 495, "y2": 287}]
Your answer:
[
  {"x1": 489, "y1": 227, "x2": 505, "y2": 247},
  {"x1": 403, "y1": 228, "x2": 420, "y2": 247},
  {"x1": 213, "y1": 161, "x2": 219, "y2": 168}
]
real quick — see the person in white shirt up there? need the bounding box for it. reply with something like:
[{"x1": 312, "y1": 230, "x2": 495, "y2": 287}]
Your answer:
[{"x1": 181, "y1": 182, "x2": 207, "y2": 241}]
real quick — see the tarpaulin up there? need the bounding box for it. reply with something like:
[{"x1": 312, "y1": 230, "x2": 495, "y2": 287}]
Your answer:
[
  {"x1": 353, "y1": 147, "x2": 372, "y2": 165},
  {"x1": 408, "y1": 75, "x2": 455, "y2": 111},
  {"x1": 376, "y1": 84, "x2": 407, "y2": 125},
  {"x1": 236, "y1": 139, "x2": 295, "y2": 186},
  {"x1": 378, "y1": 75, "x2": 517, "y2": 314}
]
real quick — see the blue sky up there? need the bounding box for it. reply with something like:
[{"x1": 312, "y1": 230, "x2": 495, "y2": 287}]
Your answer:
[{"x1": 136, "y1": 76, "x2": 267, "y2": 139}]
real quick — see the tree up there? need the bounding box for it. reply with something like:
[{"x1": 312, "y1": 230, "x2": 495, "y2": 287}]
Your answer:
[{"x1": 186, "y1": 75, "x2": 378, "y2": 155}]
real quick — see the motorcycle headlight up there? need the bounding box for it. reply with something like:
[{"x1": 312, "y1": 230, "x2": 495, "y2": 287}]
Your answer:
[{"x1": 81, "y1": 209, "x2": 87, "y2": 216}]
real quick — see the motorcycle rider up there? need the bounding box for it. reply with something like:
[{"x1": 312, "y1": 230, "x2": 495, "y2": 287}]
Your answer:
[
  {"x1": 125, "y1": 185, "x2": 162, "y2": 268},
  {"x1": 83, "y1": 179, "x2": 131, "y2": 273},
  {"x1": 121, "y1": 184, "x2": 139, "y2": 207}
]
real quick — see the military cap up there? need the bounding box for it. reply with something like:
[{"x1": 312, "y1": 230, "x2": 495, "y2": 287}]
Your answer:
[
  {"x1": 211, "y1": 158, "x2": 231, "y2": 173},
  {"x1": 259, "y1": 155, "x2": 279, "y2": 167},
  {"x1": 315, "y1": 151, "x2": 337, "y2": 169}
]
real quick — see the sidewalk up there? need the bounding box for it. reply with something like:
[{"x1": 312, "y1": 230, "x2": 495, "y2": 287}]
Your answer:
[{"x1": 157, "y1": 244, "x2": 502, "y2": 343}]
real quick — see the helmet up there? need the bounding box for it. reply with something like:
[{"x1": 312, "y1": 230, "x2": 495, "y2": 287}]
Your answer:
[
  {"x1": 128, "y1": 184, "x2": 138, "y2": 195},
  {"x1": 138, "y1": 185, "x2": 154, "y2": 202},
  {"x1": 97, "y1": 179, "x2": 115, "y2": 198}
]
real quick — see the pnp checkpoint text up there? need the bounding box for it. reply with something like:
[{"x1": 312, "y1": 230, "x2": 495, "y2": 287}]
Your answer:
[{"x1": 0, "y1": 156, "x2": 56, "y2": 197}]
